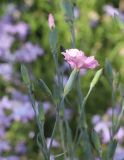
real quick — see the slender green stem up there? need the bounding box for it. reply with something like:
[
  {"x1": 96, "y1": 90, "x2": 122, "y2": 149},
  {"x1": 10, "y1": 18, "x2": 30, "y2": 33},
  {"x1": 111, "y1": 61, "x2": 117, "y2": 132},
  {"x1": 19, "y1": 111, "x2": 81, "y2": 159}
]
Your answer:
[
  {"x1": 49, "y1": 112, "x2": 59, "y2": 153},
  {"x1": 28, "y1": 86, "x2": 50, "y2": 160},
  {"x1": 76, "y1": 74, "x2": 84, "y2": 107},
  {"x1": 70, "y1": 22, "x2": 75, "y2": 48},
  {"x1": 48, "y1": 45, "x2": 62, "y2": 154},
  {"x1": 48, "y1": 96, "x2": 65, "y2": 156},
  {"x1": 59, "y1": 119, "x2": 67, "y2": 159},
  {"x1": 111, "y1": 83, "x2": 115, "y2": 138},
  {"x1": 73, "y1": 88, "x2": 94, "y2": 159}
]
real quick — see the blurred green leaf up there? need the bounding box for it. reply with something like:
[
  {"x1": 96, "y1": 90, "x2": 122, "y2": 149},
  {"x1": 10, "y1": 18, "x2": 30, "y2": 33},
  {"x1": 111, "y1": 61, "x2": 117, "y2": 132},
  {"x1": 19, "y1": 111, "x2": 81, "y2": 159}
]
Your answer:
[
  {"x1": 91, "y1": 129, "x2": 102, "y2": 157},
  {"x1": 106, "y1": 139, "x2": 117, "y2": 160},
  {"x1": 38, "y1": 102, "x2": 45, "y2": 122},
  {"x1": 105, "y1": 59, "x2": 113, "y2": 83},
  {"x1": 21, "y1": 65, "x2": 30, "y2": 85},
  {"x1": 49, "y1": 28, "x2": 58, "y2": 52},
  {"x1": 61, "y1": 0, "x2": 74, "y2": 22}
]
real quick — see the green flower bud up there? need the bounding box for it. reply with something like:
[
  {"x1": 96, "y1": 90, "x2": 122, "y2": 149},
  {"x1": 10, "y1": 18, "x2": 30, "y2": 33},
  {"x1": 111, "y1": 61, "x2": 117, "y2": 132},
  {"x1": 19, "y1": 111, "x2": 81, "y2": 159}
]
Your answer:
[{"x1": 90, "y1": 68, "x2": 103, "y2": 90}]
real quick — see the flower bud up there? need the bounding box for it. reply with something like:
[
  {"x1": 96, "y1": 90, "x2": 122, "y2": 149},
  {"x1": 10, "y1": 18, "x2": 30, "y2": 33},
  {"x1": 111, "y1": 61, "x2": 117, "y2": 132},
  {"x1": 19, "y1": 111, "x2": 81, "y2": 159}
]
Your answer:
[{"x1": 48, "y1": 13, "x2": 55, "y2": 30}]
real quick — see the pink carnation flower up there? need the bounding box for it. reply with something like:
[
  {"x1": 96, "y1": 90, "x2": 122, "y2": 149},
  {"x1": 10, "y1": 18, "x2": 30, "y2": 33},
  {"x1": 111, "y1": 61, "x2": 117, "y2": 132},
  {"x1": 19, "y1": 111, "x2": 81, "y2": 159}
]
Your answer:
[
  {"x1": 62, "y1": 49, "x2": 99, "y2": 69},
  {"x1": 48, "y1": 13, "x2": 55, "y2": 29}
]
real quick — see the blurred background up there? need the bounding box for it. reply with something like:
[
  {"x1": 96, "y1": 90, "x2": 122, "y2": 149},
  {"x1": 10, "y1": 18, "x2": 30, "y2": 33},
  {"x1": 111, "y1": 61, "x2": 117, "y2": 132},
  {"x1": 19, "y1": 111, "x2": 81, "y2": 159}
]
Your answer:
[{"x1": 0, "y1": 0, "x2": 124, "y2": 159}]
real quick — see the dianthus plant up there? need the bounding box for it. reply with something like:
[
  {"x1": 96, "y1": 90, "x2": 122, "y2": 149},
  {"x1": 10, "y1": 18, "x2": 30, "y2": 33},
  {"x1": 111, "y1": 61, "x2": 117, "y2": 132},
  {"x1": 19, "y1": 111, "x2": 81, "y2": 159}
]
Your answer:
[{"x1": 21, "y1": 1, "x2": 124, "y2": 160}]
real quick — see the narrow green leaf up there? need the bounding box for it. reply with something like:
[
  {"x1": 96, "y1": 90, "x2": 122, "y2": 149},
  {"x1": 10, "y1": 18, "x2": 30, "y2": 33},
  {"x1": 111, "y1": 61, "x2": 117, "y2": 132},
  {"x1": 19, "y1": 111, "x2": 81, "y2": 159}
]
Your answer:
[
  {"x1": 91, "y1": 129, "x2": 102, "y2": 157},
  {"x1": 49, "y1": 28, "x2": 58, "y2": 52},
  {"x1": 106, "y1": 139, "x2": 117, "y2": 160},
  {"x1": 38, "y1": 102, "x2": 45, "y2": 122},
  {"x1": 114, "y1": 100, "x2": 124, "y2": 133},
  {"x1": 65, "y1": 120, "x2": 74, "y2": 159},
  {"x1": 38, "y1": 79, "x2": 52, "y2": 97},
  {"x1": 82, "y1": 128, "x2": 95, "y2": 160},
  {"x1": 105, "y1": 59, "x2": 113, "y2": 83},
  {"x1": 65, "y1": 120, "x2": 73, "y2": 146},
  {"x1": 61, "y1": 0, "x2": 74, "y2": 22},
  {"x1": 21, "y1": 65, "x2": 30, "y2": 85}
]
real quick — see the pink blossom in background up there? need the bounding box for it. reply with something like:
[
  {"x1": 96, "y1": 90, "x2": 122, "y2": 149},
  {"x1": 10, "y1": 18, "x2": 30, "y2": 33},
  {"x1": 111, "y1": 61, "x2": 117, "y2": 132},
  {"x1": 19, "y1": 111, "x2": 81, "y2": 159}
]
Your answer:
[
  {"x1": 48, "y1": 13, "x2": 55, "y2": 29},
  {"x1": 62, "y1": 49, "x2": 99, "y2": 69}
]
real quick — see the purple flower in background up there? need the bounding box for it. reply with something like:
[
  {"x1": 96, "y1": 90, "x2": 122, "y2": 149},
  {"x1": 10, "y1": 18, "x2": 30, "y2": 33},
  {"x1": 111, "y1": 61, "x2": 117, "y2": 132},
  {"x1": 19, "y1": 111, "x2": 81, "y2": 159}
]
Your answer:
[
  {"x1": 107, "y1": 106, "x2": 121, "y2": 117},
  {"x1": 13, "y1": 22, "x2": 29, "y2": 39},
  {"x1": 6, "y1": 156, "x2": 20, "y2": 160},
  {"x1": 54, "y1": 75, "x2": 68, "y2": 86},
  {"x1": 3, "y1": 23, "x2": 16, "y2": 34},
  {"x1": 50, "y1": 155, "x2": 55, "y2": 160},
  {"x1": 46, "y1": 138, "x2": 60, "y2": 148},
  {"x1": 0, "y1": 94, "x2": 34, "y2": 125},
  {"x1": 3, "y1": 22, "x2": 29, "y2": 40},
  {"x1": 0, "y1": 128, "x2": 6, "y2": 138},
  {"x1": 0, "y1": 63, "x2": 13, "y2": 81},
  {"x1": 74, "y1": 6, "x2": 80, "y2": 18},
  {"x1": 0, "y1": 106, "x2": 11, "y2": 127},
  {"x1": 115, "y1": 127, "x2": 124, "y2": 142},
  {"x1": 92, "y1": 115, "x2": 101, "y2": 125},
  {"x1": 0, "y1": 33, "x2": 14, "y2": 54},
  {"x1": 64, "y1": 108, "x2": 73, "y2": 120},
  {"x1": 114, "y1": 146, "x2": 124, "y2": 160},
  {"x1": 62, "y1": 76, "x2": 68, "y2": 86},
  {"x1": 103, "y1": 5, "x2": 119, "y2": 17},
  {"x1": 11, "y1": 101, "x2": 34, "y2": 122},
  {"x1": 103, "y1": 4, "x2": 124, "y2": 23},
  {"x1": 0, "y1": 140, "x2": 10, "y2": 153},
  {"x1": 0, "y1": 96, "x2": 12, "y2": 109},
  {"x1": 0, "y1": 156, "x2": 20, "y2": 160},
  {"x1": 94, "y1": 121, "x2": 110, "y2": 143},
  {"x1": 15, "y1": 42, "x2": 44, "y2": 62},
  {"x1": 11, "y1": 89, "x2": 29, "y2": 102},
  {"x1": 92, "y1": 105, "x2": 124, "y2": 145},
  {"x1": 43, "y1": 102, "x2": 52, "y2": 113},
  {"x1": 15, "y1": 141, "x2": 27, "y2": 154},
  {"x1": 79, "y1": 68, "x2": 87, "y2": 76},
  {"x1": 0, "y1": 7, "x2": 43, "y2": 64},
  {"x1": 60, "y1": 62, "x2": 71, "y2": 72}
]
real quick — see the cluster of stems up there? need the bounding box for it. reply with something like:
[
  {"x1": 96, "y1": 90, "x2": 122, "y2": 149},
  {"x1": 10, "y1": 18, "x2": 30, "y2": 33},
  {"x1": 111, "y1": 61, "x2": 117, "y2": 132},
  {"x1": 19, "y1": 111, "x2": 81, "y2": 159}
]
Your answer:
[{"x1": 21, "y1": 1, "x2": 124, "y2": 160}]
